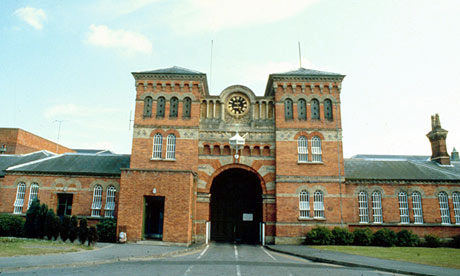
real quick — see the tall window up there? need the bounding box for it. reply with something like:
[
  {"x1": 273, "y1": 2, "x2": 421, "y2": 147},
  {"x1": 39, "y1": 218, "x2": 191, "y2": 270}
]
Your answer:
[
  {"x1": 298, "y1": 99, "x2": 306, "y2": 120},
  {"x1": 398, "y1": 192, "x2": 410, "y2": 224},
  {"x1": 299, "y1": 190, "x2": 310, "y2": 218},
  {"x1": 438, "y1": 192, "x2": 451, "y2": 224},
  {"x1": 165, "y1": 134, "x2": 176, "y2": 160},
  {"x1": 28, "y1": 183, "x2": 39, "y2": 209},
  {"x1": 152, "y1": 133, "x2": 163, "y2": 159},
  {"x1": 358, "y1": 191, "x2": 369, "y2": 223},
  {"x1": 313, "y1": 190, "x2": 325, "y2": 218},
  {"x1": 284, "y1": 99, "x2": 293, "y2": 120},
  {"x1": 311, "y1": 137, "x2": 322, "y2": 162},
  {"x1": 170, "y1": 97, "x2": 178, "y2": 118},
  {"x1": 324, "y1": 99, "x2": 333, "y2": 120},
  {"x1": 183, "y1": 97, "x2": 192, "y2": 118},
  {"x1": 143, "y1": 96, "x2": 153, "y2": 117},
  {"x1": 372, "y1": 191, "x2": 383, "y2": 223},
  {"x1": 104, "y1": 185, "x2": 116, "y2": 218},
  {"x1": 297, "y1": 136, "x2": 308, "y2": 163},
  {"x1": 412, "y1": 192, "x2": 424, "y2": 224},
  {"x1": 156, "y1": 97, "x2": 165, "y2": 118},
  {"x1": 13, "y1": 182, "x2": 26, "y2": 214},
  {"x1": 91, "y1": 185, "x2": 103, "y2": 217},
  {"x1": 453, "y1": 192, "x2": 460, "y2": 225},
  {"x1": 311, "y1": 99, "x2": 320, "y2": 119}
]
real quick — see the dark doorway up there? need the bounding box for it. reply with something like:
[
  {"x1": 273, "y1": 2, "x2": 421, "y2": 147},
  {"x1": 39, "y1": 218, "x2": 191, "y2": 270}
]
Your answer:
[
  {"x1": 144, "y1": 196, "x2": 164, "y2": 240},
  {"x1": 210, "y1": 168, "x2": 262, "y2": 244},
  {"x1": 57, "y1": 193, "x2": 73, "y2": 217}
]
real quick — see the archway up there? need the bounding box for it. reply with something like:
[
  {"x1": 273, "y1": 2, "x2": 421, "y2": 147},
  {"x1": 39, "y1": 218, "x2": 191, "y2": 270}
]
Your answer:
[{"x1": 210, "y1": 168, "x2": 262, "y2": 244}]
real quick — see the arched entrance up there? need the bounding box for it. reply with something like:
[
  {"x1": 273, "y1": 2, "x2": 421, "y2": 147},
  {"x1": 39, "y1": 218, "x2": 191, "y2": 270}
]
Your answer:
[{"x1": 210, "y1": 168, "x2": 262, "y2": 244}]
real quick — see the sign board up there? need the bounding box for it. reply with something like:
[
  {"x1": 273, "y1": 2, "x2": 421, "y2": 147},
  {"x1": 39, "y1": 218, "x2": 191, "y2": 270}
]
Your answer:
[{"x1": 242, "y1": 213, "x2": 253, "y2": 221}]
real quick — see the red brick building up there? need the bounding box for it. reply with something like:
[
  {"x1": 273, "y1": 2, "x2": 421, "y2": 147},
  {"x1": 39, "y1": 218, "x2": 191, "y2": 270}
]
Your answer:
[{"x1": 1, "y1": 67, "x2": 459, "y2": 245}]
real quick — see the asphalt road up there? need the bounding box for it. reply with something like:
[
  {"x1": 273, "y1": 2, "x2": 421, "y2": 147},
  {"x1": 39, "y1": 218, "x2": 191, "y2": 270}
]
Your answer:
[{"x1": 5, "y1": 243, "x2": 401, "y2": 276}]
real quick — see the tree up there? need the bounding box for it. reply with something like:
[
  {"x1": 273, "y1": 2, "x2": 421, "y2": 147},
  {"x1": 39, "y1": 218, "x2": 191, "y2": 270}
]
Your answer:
[
  {"x1": 60, "y1": 215, "x2": 71, "y2": 242},
  {"x1": 69, "y1": 216, "x2": 78, "y2": 243},
  {"x1": 87, "y1": 226, "x2": 98, "y2": 246},
  {"x1": 52, "y1": 215, "x2": 61, "y2": 240},
  {"x1": 24, "y1": 199, "x2": 40, "y2": 238},
  {"x1": 44, "y1": 209, "x2": 57, "y2": 240},
  {"x1": 35, "y1": 203, "x2": 48, "y2": 239},
  {"x1": 78, "y1": 218, "x2": 88, "y2": 245}
]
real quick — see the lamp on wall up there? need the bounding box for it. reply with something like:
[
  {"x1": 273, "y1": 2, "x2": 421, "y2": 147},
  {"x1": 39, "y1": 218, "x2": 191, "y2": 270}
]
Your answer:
[
  {"x1": 229, "y1": 131, "x2": 246, "y2": 160},
  {"x1": 0, "y1": 144, "x2": 6, "y2": 154}
]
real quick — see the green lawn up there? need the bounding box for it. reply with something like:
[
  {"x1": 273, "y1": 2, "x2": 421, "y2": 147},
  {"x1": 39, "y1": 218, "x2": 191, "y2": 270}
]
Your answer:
[
  {"x1": 310, "y1": 245, "x2": 460, "y2": 269},
  {"x1": 0, "y1": 237, "x2": 91, "y2": 257}
]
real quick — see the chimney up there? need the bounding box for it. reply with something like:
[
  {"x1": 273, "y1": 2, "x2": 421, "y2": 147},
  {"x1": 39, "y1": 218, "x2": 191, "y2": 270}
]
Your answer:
[
  {"x1": 452, "y1": 147, "x2": 459, "y2": 162},
  {"x1": 426, "y1": 114, "x2": 450, "y2": 165}
]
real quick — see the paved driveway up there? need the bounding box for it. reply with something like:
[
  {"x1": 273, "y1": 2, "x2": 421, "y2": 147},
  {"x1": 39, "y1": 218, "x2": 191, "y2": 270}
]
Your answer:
[{"x1": 4, "y1": 243, "x2": 400, "y2": 276}]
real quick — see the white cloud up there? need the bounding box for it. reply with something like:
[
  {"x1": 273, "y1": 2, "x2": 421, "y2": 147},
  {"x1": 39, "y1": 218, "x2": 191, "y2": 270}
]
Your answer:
[
  {"x1": 14, "y1": 6, "x2": 47, "y2": 30},
  {"x1": 85, "y1": 24, "x2": 152, "y2": 55},
  {"x1": 169, "y1": 0, "x2": 319, "y2": 33}
]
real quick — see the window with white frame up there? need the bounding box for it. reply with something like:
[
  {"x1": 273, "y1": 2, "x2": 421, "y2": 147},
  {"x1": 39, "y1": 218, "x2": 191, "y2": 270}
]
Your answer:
[
  {"x1": 28, "y1": 183, "x2": 39, "y2": 209},
  {"x1": 372, "y1": 191, "x2": 383, "y2": 223},
  {"x1": 299, "y1": 190, "x2": 310, "y2": 218},
  {"x1": 152, "y1": 133, "x2": 163, "y2": 159},
  {"x1": 313, "y1": 190, "x2": 325, "y2": 218},
  {"x1": 358, "y1": 191, "x2": 369, "y2": 223},
  {"x1": 104, "y1": 185, "x2": 116, "y2": 218},
  {"x1": 91, "y1": 185, "x2": 103, "y2": 217},
  {"x1": 398, "y1": 192, "x2": 410, "y2": 224},
  {"x1": 453, "y1": 192, "x2": 460, "y2": 225},
  {"x1": 297, "y1": 136, "x2": 308, "y2": 163},
  {"x1": 311, "y1": 137, "x2": 322, "y2": 162},
  {"x1": 412, "y1": 192, "x2": 423, "y2": 224},
  {"x1": 165, "y1": 134, "x2": 176, "y2": 160},
  {"x1": 438, "y1": 191, "x2": 451, "y2": 224},
  {"x1": 13, "y1": 182, "x2": 26, "y2": 214}
]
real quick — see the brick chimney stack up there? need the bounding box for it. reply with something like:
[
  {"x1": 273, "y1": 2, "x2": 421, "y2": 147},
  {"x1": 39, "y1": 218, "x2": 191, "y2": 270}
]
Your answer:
[{"x1": 426, "y1": 114, "x2": 450, "y2": 165}]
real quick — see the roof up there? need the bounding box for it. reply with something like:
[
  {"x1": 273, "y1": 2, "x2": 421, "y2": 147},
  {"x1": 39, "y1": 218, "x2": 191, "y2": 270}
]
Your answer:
[
  {"x1": 134, "y1": 66, "x2": 204, "y2": 75},
  {"x1": 345, "y1": 155, "x2": 460, "y2": 181},
  {"x1": 270, "y1": 67, "x2": 344, "y2": 77},
  {"x1": 6, "y1": 153, "x2": 131, "y2": 176},
  {"x1": 0, "y1": 151, "x2": 54, "y2": 177},
  {"x1": 73, "y1": 149, "x2": 115, "y2": 154}
]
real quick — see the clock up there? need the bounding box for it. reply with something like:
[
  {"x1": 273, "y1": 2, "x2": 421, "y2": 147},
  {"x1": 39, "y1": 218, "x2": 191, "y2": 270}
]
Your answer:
[{"x1": 226, "y1": 94, "x2": 249, "y2": 116}]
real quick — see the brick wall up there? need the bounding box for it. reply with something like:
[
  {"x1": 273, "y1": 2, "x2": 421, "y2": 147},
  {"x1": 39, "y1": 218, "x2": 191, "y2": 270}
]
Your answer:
[{"x1": 0, "y1": 128, "x2": 74, "y2": 154}]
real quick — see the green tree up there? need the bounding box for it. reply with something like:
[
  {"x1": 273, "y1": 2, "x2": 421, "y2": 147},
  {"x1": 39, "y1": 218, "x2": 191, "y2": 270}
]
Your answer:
[
  {"x1": 52, "y1": 215, "x2": 61, "y2": 240},
  {"x1": 60, "y1": 215, "x2": 71, "y2": 242},
  {"x1": 24, "y1": 199, "x2": 40, "y2": 238},
  {"x1": 69, "y1": 216, "x2": 78, "y2": 243},
  {"x1": 97, "y1": 218, "x2": 117, "y2": 242},
  {"x1": 78, "y1": 218, "x2": 88, "y2": 245},
  {"x1": 87, "y1": 226, "x2": 99, "y2": 246},
  {"x1": 35, "y1": 203, "x2": 48, "y2": 239},
  {"x1": 44, "y1": 209, "x2": 57, "y2": 240}
]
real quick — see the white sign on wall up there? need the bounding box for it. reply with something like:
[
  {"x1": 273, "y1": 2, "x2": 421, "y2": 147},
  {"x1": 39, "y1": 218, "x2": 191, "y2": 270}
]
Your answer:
[{"x1": 242, "y1": 213, "x2": 253, "y2": 221}]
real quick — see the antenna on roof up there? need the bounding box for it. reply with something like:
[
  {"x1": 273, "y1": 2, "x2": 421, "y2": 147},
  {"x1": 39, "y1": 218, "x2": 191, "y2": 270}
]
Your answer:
[
  {"x1": 53, "y1": 120, "x2": 66, "y2": 154},
  {"x1": 210, "y1": 40, "x2": 214, "y2": 92},
  {"x1": 128, "y1": 110, "x2": 134, "y2": 131},
  {"x1": 298, "y1": 41, "x2": 302, "y2": 68}
]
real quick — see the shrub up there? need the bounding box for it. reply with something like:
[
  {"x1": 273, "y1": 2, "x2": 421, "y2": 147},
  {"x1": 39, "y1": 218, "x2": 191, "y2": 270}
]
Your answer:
[
  {"x1": 424, "y1": 234, "x2": 441, "y2": 248},
  {"x1": 24, "y1": 199, "x2": 40, "y2": 238},
  {"x1": 52, "y1": 215, "x2": 60, "y2": 240},
  {"x1": 0, "y1": 214, "x2": 24, "y2": 237},
  {"x1": 69, "y1": 216, "x2": 78, "y2": 243},
  {"x1": 332, "y1": 227, "x2": 353, "y2": 245},
  {"x1": 44, "y1": 209, "x2": 58, "y2": 240},
  {"x1": 78, "y1": 218, "x2": 88, "y2": 245},
  {"x1": 35, "y1": 203, "x2": 48, "y2": 239},
  {"x1": 60, "y1": 215, "x2": 71, "y2": 242},
  {"x1": 97, "y1": 218, "x2": 117, "y2": 243},
  {"x1": 397, "y1": 230, "x2": 420, "y2": 247},
  {"x1": 305, "y1": 227, "x2": 333, "y2": 245},
  {"x1": 372, "y1": 228, "x2": 397, "y2": 247},
  {"x1": 353, "y1": 228, "x2": 373, "y2": 246},
  {"x1": 87, "y1": 226, "x2": 98, "y2": 246},
  {"x1": 450, "y1": 235, "x2": 460, "y2": 248}
]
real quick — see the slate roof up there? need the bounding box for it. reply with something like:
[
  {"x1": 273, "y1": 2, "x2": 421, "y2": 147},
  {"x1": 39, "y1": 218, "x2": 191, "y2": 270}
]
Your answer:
[
  {"x1": 271, "y1": 67, "x2": 344, "y2": 77},
  {"x1": 345, "y1": 155, "x2": 460, "y2": 181},
  {"x1": 6, "y1": 153, "x2": 131, "y2": 176},
  {"x1": 134, "y1": 66, "x2": 204, "y2": 75},
  {"x1": 73, "y1": 149, "x2": 114, "y2": 154},
  {"x1": 0, "y1": 151, "x2": 54, "y2": 177}
]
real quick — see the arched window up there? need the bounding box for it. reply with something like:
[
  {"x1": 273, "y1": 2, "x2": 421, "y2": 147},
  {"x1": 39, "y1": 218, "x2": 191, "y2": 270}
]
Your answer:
[
  {"x1": 398, "y1": 192, "x2": 409, "y2": 224},
  {"x1": 324, "y1": 99, "x2": 333, "y2": 120},
  {"x1": 170, "y1": 97, "x2": 178, "y2": 118},
  {"x1": 152, "y1": 133, "x2": 163, "y2": 159},
  {"x1": 143, "y1": 96, "x2": 153, "y2": 117},
  {"x1": 453, "y1": 192, "x2": 460, "y2": 225},
  {"x1": 13, "y1": 182, "x2": 26, "y2": 214},
  {"x1": 311, "y1": 99, "x2": 320, "y2": 119},
  {"x1": 91, "y1": 185, "x2": 103, "y2": 217},
  {"x1": 299, "y1": 190, "x2": 310, "y2": 218},
  {"x1": 313, "y1": 190, "x2": 324, "y2": 218},
  {"x1": 372, "y1": 191, "x2": 383, "y2": 223},
  {"x1": 297, "y1": 136, "x2": 308, "y2": 163},
  {"x1": 165, "y1": 134, "x2": 176, "y2": 160},
  {"x1": 183, "y1": 97, "x2": 192, "y2": 118},
  {"x1": 412, "y1": 192, "x2": 423, "y2": 224},
  {"x1": 104, "y1": 185, "x2": 116, "y2": 218},
  {"x1": 438, "y1": 192, "x2": 451, "y2": 224},
  {"x1": 298, "y1": 99, "x2": 306, "y2": 120},
  {"x1": 284, "y1": 98, "x2": 293, "y2": 120},
  {"x1": 358, "y1": 191, "x2": 369, "y2": 223},
  {"x1": 156, "y1": 97, "x2": 165, "y2": 118},
  {"x1": 28, "y1": 183, "x2": 39, "y2": 209},
  {"x1": 311, "y1": 137, "x2": 322, "y2": 162}
]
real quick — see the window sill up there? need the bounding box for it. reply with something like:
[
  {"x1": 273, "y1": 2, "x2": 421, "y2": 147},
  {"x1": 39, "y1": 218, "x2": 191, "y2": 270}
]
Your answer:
[
  {"x1": 297, "y1": 161, "x2": 324, "y2": 165},
  {"x1": 150, "y1": 158, "x2": 176, "y2": 162},
  {"x1": 164, "y1": 158, "x2": 176, "y2": 162},
  {"x1": 150, "y1": 158, "x2": 162, "y2": 161},
  {"x1": 298, "y1": 217, "x2": 326, "y2": 221}
]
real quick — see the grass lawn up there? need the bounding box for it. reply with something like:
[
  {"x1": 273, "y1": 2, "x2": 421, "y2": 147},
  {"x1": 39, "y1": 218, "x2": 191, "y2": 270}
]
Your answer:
[
  {"x1": 0, "y1": 237, "x2": 91, "y2": 257},
  {"x1": 310, "y1": 245, "x2": 460, "y2": 269}
]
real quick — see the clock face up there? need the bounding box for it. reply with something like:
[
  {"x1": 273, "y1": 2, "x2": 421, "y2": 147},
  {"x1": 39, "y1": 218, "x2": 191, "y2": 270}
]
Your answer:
[{"x1": 227, "y1": 94, "x2": 249, "y2": 116}]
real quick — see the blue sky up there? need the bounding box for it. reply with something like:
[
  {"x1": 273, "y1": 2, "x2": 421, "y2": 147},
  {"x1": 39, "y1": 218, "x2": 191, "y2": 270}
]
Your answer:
[{"x1": 1, "y1": 0, "x2": 459, "y2": 157}]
